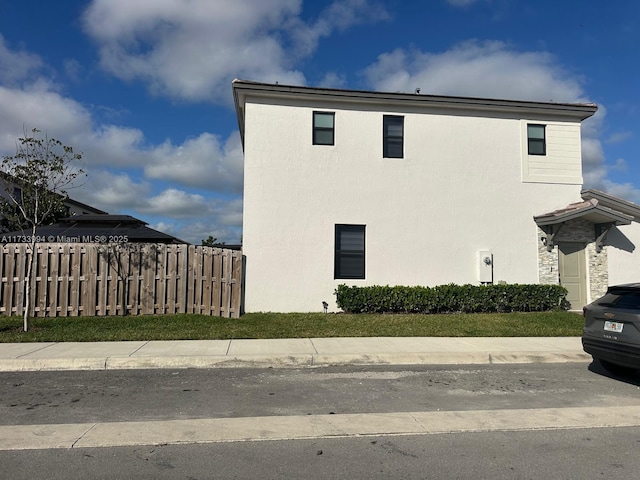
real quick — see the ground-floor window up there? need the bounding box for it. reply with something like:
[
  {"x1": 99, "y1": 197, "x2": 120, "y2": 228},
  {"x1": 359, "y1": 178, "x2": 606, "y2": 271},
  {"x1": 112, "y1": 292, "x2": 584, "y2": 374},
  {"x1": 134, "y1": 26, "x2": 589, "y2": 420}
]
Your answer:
[{"x1": 334, "y1": 224, "x2": 365, "y2": 279}]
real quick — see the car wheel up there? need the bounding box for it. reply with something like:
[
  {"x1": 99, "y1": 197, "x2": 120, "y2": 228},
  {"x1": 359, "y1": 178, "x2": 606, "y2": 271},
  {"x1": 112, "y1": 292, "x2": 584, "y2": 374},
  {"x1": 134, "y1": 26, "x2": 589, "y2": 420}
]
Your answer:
[{"x1": 598, "y1": 358, "x2": 636, "y2": 375}]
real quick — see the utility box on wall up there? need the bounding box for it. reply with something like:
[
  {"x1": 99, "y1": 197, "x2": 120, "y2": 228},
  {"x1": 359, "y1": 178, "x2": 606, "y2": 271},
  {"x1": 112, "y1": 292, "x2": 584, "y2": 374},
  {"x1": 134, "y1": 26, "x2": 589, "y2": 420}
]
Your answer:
[{"x1": 478, "y1": 250, "x2": 493, "y2": 283}]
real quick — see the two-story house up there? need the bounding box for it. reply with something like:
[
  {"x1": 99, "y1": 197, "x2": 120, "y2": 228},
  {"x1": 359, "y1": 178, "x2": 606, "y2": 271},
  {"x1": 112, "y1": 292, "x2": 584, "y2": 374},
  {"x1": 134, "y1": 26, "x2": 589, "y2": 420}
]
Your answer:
[{"x1": 232, "y1": 79, "x2": 640, "y2": 312}]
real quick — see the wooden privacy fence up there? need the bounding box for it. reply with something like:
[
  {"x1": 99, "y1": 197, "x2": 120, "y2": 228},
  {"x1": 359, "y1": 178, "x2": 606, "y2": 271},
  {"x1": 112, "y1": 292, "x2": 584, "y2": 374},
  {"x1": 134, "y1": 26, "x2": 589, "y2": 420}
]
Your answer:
[{"x1": 0, "y1": 243, "x2": 243, "y2": 318}]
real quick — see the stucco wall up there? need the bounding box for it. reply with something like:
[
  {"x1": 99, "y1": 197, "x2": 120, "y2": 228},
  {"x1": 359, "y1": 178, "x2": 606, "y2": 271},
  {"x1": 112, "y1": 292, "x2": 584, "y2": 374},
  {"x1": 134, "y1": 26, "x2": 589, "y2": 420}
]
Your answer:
[
  {"x1": 607, "y1": 221, "x2": 640, "y2": 286},
  {"x1": 242, "y1": 98, "x2": 584, "y2": 312}
]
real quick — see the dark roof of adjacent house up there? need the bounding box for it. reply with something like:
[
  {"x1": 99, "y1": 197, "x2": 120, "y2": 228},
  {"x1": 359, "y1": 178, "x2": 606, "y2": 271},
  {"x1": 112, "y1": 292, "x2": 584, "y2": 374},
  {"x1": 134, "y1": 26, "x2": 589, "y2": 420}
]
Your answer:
[
  {"x1": 1, "y1": 214, "x2": 187, "y2": 244},
  {"x1": 63, "y1": 198, "x2": 108, "y2": 215},
  {"x1": 0, "y1": 171, "x2": 107, "y2": 215}
]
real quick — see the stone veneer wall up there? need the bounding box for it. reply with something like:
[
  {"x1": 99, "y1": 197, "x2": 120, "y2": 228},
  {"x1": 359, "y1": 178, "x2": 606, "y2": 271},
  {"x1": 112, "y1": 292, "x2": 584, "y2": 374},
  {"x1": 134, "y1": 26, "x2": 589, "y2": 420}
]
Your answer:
[
  {"x1": 537, "y1": 225, "x2": 559, "y2": 285},
  {"x1": 587, "y1": 241, "x2": 608, "y2": 301},
  {"x1": 537, "y1": 218, "x2": 608, "y2": 302}
]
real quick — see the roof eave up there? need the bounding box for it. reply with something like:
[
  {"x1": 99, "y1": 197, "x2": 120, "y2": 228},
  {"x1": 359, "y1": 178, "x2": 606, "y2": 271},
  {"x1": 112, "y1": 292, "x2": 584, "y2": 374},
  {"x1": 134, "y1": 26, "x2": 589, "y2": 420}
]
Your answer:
[
  {"x1": 534, "y1": 204, "x2": 633, "y2": 227},
  {"x1": 581, "y1": 189, "x2": 640, "y2": 222},
  {"x1": 231, "y1": 79, "x2": 598, "y2": 125}
]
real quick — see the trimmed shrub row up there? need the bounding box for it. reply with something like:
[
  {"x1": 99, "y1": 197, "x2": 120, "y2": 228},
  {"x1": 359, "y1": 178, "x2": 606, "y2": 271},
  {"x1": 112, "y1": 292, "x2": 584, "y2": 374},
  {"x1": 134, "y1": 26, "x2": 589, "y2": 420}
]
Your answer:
[{"x1": 335, "y1": 283, "x2": 570, "y2": 314}]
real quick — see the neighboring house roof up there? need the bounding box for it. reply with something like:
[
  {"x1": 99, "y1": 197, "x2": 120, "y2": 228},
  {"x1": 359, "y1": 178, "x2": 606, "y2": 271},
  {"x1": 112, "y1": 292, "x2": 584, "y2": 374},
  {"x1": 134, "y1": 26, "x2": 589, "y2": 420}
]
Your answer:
[
  {"x1": 232, "y1": 79, "x2": 599, "y2": 149},
  {"x1": 62, "y1": 198, "x2": 108, "y2": 215},
  {"x1": 581, "y1": 188, "x2": 640, "y2": 222},
  {"x1": 1, "y1": 214, "x2": 187, "y2": 244},
  {"x1": 534, "y1": 192, "x2": 640, "y2": 253},
  {"x1": 0, "y1": 171, "x2": 107, "y2": 215}
]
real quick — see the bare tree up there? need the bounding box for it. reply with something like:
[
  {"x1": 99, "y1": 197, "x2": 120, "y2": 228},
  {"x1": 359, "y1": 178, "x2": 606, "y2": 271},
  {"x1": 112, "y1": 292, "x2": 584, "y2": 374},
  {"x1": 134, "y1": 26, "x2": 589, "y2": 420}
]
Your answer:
[{"x1": 0, "y1": 128, "x2": 85, "y2": 331}]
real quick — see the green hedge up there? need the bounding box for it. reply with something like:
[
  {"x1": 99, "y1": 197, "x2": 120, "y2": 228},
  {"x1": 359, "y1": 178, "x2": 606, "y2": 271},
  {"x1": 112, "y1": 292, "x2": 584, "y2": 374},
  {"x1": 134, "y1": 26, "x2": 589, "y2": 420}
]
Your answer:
[{"x1": 334, "y1": 284, "x2": 570, "y2": 314}]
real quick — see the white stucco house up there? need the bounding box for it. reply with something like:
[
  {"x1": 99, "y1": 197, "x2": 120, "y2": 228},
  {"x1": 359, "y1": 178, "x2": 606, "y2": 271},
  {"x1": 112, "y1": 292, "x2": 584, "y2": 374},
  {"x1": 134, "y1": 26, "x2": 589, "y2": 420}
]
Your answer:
[{"x1": 232, "y1": 79, "x2": 640, "y2": 312}]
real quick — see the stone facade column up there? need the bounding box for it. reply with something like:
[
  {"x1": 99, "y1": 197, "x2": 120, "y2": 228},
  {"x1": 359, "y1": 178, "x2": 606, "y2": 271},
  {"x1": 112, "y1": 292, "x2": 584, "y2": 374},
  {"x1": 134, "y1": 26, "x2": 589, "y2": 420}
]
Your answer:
[{"x1": 536, "y1": 219, "x2": 608, "y2": 302}]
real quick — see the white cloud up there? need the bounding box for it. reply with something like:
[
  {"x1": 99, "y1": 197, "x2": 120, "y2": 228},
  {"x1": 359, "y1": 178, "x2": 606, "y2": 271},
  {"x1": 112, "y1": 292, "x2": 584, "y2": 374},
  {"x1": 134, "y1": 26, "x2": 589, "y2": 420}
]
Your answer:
[
  {"x1": 611, "y1": 158, "x2": 627, "y2": 171},
  {"x1": 82, "y1": 0, "x2": 306, "y2": 102},
  {"x1": 81, "y1": 125, "x2": 148, "y2": 167},
  {"x1": 363, "y1": 41, "x2": 586, "y2": 102},
  {"x1": 146, "y1": 132, "x2": 244, "y2": 193},
  {"x1": 0, "y1": 34, "x2": 44, "y2": 85},
  {"x1": 606, "y1": 131, "x2": 632, "y2": 144},
  {"x1": 0, "y1": 85, "x2": 92, "y2": 151},
  {"x1": 318, "y1": 72, "x2": 348, "y2": 89},
  {"x1": 581, "y1": 136, "x2": 605, "y2": 169},
  {"x1": 139, "y1": 188, "x2": 209, "y2": 218},
  {"x1": 80, "y1": 170, "x2": 152, "y2": 211},
  {"x1": 82, "y1": 0, "x2": 387, "y2": 103}
]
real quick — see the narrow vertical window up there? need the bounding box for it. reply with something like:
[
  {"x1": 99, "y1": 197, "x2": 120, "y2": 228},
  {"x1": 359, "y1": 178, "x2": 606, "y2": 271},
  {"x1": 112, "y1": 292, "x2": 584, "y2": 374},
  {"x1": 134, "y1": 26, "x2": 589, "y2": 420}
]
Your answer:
[
  {"x1": 383, "y1": 115, "x2": 404, "y2": 158},
  {"x1": 334, "y1": 224, "x2": 365, "y2": 279},
  {"x1": 527, "y1": 124, "x2": 546, "y2": 155},
  {"x1": 313, "y1": 111, "x2": 335, "y2": 145}
]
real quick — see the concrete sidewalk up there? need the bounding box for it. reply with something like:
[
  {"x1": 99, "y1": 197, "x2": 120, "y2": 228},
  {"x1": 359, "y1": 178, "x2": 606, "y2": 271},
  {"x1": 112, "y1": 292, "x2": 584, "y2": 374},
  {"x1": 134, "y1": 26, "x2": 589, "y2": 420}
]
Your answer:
[{"x1": 0, "y1": 337, "x2": 590, "y2": 372}]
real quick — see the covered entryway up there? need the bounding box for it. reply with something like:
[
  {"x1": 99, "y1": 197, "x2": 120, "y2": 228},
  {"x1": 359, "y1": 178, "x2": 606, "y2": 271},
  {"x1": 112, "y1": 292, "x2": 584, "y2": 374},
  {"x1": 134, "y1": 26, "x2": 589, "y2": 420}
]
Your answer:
[
  {"x1": 558, "y1": 242, "x2": 587, "y2": 310},
  {"x1": 535, "y1": 195, "x2": 634, "y2": 310}
]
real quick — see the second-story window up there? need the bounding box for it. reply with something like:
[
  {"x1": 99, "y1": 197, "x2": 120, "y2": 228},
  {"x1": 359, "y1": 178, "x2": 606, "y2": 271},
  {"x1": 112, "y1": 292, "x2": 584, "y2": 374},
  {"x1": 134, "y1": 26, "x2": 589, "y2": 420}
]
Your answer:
[
  {"x1": 313, "y1": 111, "x2": 335, "y2": 145},
  {"x1": 527, "y1": 124, "x2": 546, "y2": 155},
  {"x1": 383, "y1": 115, "x2": 404, "y2": 158}
]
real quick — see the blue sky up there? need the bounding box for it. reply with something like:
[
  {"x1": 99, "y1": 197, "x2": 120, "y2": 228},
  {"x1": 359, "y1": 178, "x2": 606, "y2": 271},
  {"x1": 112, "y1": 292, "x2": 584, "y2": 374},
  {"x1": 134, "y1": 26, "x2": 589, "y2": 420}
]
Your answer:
[{"x1": 0, "y1": 0, "x2": 638, "y2": 244}]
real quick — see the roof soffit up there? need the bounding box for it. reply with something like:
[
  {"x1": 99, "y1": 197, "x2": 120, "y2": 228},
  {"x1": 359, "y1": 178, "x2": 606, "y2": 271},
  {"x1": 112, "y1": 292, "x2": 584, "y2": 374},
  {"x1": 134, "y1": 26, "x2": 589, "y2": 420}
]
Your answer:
[{"x1": 232, "y1": 79, "x2": 598, "y2": 122}]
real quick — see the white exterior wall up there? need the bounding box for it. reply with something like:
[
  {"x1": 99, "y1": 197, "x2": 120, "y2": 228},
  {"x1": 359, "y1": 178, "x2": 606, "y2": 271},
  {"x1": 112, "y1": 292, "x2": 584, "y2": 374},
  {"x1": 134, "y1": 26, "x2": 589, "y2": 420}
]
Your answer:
[
  {"x1": 608, "y1": 222, "x2": 640, "y2": 286},
  {"x1": 242, "y1": 97, "x2": 583, "y2": 312},
  {"x1": 521, "y1": 121, "x2": 583, "y2": 184}
]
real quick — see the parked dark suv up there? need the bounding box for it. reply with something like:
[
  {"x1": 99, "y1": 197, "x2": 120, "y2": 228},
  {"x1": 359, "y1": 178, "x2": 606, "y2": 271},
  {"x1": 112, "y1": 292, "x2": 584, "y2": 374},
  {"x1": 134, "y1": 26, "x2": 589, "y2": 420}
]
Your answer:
[{"x1": 582, "y1": 283, "x2": 640, "y2": 374}]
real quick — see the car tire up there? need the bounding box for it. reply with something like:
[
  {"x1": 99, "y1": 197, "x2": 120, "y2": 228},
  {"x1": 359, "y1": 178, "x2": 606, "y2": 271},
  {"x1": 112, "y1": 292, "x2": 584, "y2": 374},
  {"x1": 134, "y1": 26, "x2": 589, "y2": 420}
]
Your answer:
[{"x1": 598, "y1": 358, "x2": 636, "y2": 375}]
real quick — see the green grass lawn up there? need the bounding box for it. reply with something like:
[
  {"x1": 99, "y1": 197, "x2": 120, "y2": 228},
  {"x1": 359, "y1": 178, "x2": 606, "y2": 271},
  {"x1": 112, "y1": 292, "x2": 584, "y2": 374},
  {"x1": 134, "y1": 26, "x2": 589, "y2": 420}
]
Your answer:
[{"x1": 0, "y1": 311, "x2": 584, "y2": 342}]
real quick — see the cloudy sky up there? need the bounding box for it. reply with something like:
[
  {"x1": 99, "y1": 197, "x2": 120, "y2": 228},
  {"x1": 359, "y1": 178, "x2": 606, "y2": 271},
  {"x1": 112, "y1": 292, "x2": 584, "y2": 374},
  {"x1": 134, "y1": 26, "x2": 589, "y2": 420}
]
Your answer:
[{"x1": 0, "y1": 0, "x2": 638, "y2": 243}]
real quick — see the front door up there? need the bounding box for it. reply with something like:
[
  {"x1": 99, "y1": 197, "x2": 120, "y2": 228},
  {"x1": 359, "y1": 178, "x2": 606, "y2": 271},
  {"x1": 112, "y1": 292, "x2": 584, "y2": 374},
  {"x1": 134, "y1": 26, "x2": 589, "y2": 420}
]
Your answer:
[{"x1": 558, "y1": 242, "x2": 587, "y2": 310}]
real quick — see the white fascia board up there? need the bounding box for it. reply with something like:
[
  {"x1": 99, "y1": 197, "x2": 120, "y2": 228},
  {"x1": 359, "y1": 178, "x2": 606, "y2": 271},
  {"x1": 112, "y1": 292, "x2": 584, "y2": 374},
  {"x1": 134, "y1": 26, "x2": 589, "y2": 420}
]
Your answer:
[{"x1": 232, "y1": 79, "x2": 598, "y2": 147}]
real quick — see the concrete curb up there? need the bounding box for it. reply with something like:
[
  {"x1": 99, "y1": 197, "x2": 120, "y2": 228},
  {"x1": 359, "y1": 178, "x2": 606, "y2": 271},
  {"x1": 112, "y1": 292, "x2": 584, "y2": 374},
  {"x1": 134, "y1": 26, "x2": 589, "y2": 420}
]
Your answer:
[
  {"x1": 4, "y1": 404, "x2": 640, "y2": 450},
  {"x1": 0, "y1": 351, "x2": 592, "y2": 372}
]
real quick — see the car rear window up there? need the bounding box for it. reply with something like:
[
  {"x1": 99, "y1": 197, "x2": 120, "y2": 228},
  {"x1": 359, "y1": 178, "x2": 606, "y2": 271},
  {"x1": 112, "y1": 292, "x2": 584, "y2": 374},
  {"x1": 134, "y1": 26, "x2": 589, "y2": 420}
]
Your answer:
[{"x1": 598, "y1": 290, "x2": 640, "y2": 310}]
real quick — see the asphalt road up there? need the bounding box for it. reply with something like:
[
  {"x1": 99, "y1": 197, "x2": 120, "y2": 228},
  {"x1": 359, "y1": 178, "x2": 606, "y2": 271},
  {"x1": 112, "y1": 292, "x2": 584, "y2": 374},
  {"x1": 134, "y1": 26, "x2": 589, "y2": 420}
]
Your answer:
[
  {"x1": 2, "y1": 362, "x2": 640, "y2": 426},
  {"x1": 1, "y1": 362, "x2": 640, "y2": 479}
]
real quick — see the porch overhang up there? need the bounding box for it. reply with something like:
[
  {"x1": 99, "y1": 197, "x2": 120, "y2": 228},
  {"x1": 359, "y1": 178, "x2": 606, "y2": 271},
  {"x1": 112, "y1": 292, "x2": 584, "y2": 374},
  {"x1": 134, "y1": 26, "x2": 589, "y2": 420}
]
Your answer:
[{"x1": 534, "y1": 199, "x2": 633, "y2": 253}]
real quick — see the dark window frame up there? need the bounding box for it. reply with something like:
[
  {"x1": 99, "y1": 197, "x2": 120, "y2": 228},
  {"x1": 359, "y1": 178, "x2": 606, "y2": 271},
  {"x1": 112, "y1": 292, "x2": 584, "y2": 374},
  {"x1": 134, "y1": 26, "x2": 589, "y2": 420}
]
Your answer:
[
  {"x1": 527, "y1": 124, "x2": 546, "y2": 156},
  {"x1": 313, "y1": 111, "x2": 335, "y2": 146},
  {"x1": 334, "y1": 224, "x2": 365, "y2": 280},
  {"x1": 383, "y1": 115, "x2": 404, "y2": 158}
]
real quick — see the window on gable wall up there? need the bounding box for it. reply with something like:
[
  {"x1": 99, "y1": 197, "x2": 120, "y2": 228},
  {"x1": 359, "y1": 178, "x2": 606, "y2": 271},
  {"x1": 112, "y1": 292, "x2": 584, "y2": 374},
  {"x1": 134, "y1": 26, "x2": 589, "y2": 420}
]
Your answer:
[
  {"x1": 334, "y1": 224, "x2": 365, "y2": 279},
  {"x1": 383, "y1": 115, "x2": 404, "y2": 158},
  {"x1": 527, "y1": 124, "x2": 546, "y2": 155},
  {"x1": 313, "y1": 111, "x2": 335, "y2": 145}
]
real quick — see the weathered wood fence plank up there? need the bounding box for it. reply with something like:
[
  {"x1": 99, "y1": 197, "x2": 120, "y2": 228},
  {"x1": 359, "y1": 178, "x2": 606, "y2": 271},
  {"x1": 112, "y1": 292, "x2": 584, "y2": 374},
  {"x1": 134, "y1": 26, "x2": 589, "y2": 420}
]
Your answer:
[{"x1": 0, "y1": 243, "x2": 242, "y2": 318}]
